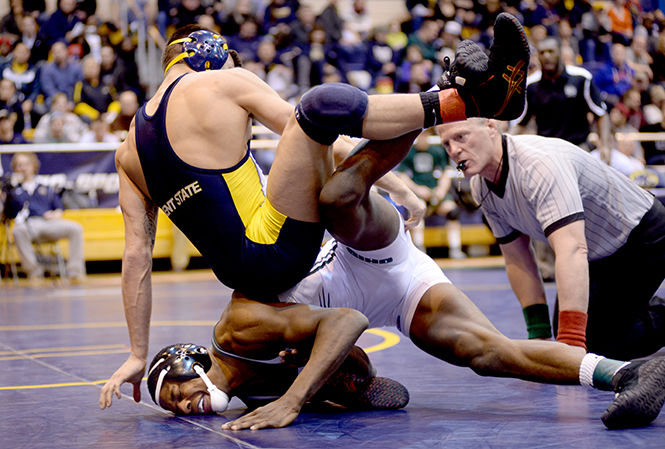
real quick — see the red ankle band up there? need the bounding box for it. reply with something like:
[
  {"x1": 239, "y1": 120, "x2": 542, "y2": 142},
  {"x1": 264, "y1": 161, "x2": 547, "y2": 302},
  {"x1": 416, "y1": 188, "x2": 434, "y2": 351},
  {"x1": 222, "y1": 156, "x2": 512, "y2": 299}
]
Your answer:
[
  {"x1": 556, "y1": 310, "x2": 588, "y2": 350},
  {"x1": 438, "y1": 89, "x2": 467, "y2": 123}
]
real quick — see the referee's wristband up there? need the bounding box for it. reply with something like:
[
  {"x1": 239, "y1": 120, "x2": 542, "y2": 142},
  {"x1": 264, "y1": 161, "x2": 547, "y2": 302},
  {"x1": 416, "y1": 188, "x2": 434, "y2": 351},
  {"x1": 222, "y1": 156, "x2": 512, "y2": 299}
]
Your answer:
[
  {"x1": 522, "y1": 303, "x2": 552, "y2": 339},
  {"x1": 556, "y1": 310, "x2": 588, "y2": 350}
]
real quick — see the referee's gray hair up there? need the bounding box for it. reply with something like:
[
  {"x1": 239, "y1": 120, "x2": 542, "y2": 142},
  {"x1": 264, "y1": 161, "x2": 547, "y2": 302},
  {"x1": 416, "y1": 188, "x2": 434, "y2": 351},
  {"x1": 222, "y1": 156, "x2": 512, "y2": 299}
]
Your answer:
[
  {"x1": 466, "y1": 118, "x2": 487, "y2": 126},
  {"x1": 434, "y1": 117, "x2": 488, "y2": 137}
]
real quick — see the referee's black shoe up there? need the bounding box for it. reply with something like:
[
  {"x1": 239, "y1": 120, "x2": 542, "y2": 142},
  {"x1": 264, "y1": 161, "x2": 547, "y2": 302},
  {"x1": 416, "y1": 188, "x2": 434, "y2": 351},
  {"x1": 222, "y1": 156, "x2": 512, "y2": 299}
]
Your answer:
[
  {"x1": 438, "y1": 13, "x2": 529, "y2": 120},
  {"x1": 601, "y1": 357, "x2": 665, "y2": 429}
]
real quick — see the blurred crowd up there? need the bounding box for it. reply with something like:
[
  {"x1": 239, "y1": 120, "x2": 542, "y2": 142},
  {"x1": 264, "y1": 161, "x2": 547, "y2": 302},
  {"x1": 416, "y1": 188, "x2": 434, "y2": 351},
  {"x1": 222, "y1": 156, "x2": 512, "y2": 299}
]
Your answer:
[{"x1": 0, "y1": 0, "x2": 663, "y2": 164}]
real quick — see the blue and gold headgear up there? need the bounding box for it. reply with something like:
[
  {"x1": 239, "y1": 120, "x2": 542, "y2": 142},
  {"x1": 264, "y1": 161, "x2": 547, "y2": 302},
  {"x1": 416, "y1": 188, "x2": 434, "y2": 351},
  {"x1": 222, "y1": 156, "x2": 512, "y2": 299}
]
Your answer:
[{"x1": 164, "y1": 30, "x2": 229, "y2": 75}]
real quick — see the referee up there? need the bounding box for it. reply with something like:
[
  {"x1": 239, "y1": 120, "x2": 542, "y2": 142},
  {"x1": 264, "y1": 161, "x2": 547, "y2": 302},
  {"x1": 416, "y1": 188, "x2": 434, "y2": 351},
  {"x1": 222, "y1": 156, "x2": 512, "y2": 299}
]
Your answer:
[
  {"x1": 513, "y1": 37, "x2": 613, "y2": 281},
  {"x1": 436, "y1": 118, "x2": 665, "y2": 360}
]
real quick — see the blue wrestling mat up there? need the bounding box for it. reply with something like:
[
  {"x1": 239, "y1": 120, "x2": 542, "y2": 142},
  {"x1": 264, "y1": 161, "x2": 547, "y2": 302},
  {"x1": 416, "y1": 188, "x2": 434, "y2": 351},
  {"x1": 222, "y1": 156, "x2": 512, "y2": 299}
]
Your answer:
[{"x1": 1, "y1": 268, "x2": 664, "y2": 448}]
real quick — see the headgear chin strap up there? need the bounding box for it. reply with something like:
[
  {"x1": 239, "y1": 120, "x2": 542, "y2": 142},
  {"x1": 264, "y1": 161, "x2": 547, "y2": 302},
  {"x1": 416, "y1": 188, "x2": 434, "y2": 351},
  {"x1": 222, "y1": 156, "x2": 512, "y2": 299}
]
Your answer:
[
  {"x1": 164, "y1": 30, "x2": 229, "y2": 75},
  {"x1": 147, "y1": 343, "x2": 229, "y2": 413},
  {"x1": 193, "y1": 365, "x2": 229, "y2": 412}
]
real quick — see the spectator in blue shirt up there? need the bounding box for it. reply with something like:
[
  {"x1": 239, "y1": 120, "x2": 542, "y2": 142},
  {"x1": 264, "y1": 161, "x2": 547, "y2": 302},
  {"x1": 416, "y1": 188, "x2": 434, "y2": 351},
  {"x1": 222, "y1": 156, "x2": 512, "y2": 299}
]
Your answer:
[
  {"x1": 39, "y1": 40, "x2": 83, "y2": 105},
  {"x1": 366, "y1": 26, "x2": 399, "y2": 87},
  {"x1": 262, "y1": 0, "x2": 299, "y2": 35},
  {"x1": 40, "y1": 0, "x2": 82, "y2": 47},
  {"x1": 0, "y1": 78, "x2": 25, "y2": 134},
  {"x1": 5, "y1": 152, "x2": 85, "y2": 282},
  {"x1": 593, "y1": 42, "x2": 635, "y2": 106},
  {"x1": 332, "y1": 27, "x2": 371, "y2": 90},
  {"x1": 0, "y1": 109, "x2": 26, "y2": 144},
  {"x1": 228, "y1": 18, "x2": 262, "y2": 63}
]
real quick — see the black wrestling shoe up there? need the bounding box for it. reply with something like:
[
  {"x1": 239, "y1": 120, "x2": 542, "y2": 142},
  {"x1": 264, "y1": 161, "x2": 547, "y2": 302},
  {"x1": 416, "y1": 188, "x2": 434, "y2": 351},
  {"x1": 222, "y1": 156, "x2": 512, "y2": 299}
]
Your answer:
[
  {"x1": 323, "y1": 372, "x2": 409, "y2": 410},
  {"x1": 353, "y1": 377, "x2": 410, "y2": 410},
  {"x1": 601, "y1": 357, "x2": 665, "y2": 429},
  {"x1": 438, "y1": 13, "x2": 530, "y2": 120}
]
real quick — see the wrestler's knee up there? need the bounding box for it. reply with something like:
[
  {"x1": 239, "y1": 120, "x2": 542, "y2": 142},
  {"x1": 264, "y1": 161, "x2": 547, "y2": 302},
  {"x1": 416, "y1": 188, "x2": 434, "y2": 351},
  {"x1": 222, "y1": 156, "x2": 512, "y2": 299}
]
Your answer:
[
  {"x1": 319, "y1": 172, "x2": 366, "y2": 218},
  {"x1": 295, "y1": 83, "x2": 369, "y2": 145}
]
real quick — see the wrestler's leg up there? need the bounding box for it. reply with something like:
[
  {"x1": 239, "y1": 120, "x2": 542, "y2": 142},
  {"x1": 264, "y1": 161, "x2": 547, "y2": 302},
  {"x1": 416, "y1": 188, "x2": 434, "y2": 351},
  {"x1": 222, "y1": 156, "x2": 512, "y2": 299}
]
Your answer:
[
  {"x1": 361, "y1": 94, "x2": 429, "y2": 138},
  {"x1": 266, "y1": 114, "x2": 335, "y2": 223},
  {"x1": 271, "y1": 82, "x2": 462, "y2": 224},
  {"x1": 294, "y1": 11, "x2": 532, "y2": 146},
  {"x1": 409, "y1": 282, "x2": 584, "y2": 384},
  {"x1": 319, "y1": 132, "x2": 421, "y2": 250},
  {"x1": 293, "y1": 82, "x2": 456, "y2": 146},
  {"x1": 268, "y1": 112, "x2": 421, "y2": 224},
  {"x1": 411, "y1": 283, "x2": 665, "y2": 429}
]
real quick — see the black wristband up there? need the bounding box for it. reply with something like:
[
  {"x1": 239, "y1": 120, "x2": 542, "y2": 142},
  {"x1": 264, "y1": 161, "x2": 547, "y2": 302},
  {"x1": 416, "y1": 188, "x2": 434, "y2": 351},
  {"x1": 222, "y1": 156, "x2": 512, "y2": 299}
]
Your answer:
[{"x1": 419, "y1": 91, "x2": 442, "y2": 128}]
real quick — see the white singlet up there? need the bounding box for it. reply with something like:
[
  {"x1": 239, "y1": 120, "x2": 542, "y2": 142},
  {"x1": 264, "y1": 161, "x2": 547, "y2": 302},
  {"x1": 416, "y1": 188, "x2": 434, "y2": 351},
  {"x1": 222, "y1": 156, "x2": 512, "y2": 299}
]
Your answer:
[{"x1": 278, "y1": 216, "x2": 451, "y2": 336}]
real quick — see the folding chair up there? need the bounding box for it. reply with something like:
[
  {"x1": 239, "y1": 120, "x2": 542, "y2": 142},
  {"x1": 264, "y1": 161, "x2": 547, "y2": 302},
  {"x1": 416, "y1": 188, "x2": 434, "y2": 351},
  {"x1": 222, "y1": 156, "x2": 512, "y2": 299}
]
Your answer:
[
  {"x1": 33, "y1": 238, "x2": 67, "y2": 281},
  {"x1": 1, "y1": 217, "x2": 67, "y2": 283}
]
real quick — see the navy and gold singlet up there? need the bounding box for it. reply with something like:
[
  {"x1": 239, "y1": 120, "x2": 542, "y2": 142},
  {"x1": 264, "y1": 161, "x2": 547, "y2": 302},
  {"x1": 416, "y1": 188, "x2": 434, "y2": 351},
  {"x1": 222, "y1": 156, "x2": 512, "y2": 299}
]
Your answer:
[{"x1": 134, "y1": 74, "x2": 324, "y2": 298}]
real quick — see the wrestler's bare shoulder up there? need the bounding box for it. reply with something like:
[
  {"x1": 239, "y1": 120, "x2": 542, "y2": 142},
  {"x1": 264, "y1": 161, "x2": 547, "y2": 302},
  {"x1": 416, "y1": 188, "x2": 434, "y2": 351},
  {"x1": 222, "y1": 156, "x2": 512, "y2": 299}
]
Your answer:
[
  {"x1": 115, "y1": 118, "x2": 136, "y2": 167},
  {"x1": 114, "y1": 117, "x2": 151, "y2": 196},
  {"x1": 143, "y1": 68, "x2": 261, "y2": 113},
  {"x1": 177, "y1": 68, "x2": 269, "y2": 95}
]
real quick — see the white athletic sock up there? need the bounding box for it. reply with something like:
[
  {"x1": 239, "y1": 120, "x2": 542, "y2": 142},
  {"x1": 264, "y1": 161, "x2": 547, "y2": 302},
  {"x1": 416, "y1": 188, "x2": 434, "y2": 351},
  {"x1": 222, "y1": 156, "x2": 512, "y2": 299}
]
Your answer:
[
  {"x1": 579, "y1": 353, "x2": 603, "y2": 387},
  {"x1": 579, "y1": 353, "x2": 631, "y2": 390}
]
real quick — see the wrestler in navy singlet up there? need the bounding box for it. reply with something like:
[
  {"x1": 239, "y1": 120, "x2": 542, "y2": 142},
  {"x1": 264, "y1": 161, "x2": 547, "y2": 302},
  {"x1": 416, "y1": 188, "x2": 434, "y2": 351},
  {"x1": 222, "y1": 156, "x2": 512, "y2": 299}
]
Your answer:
[{"x1": 134, "y1": 74, "x2": 324, "y2": 298}]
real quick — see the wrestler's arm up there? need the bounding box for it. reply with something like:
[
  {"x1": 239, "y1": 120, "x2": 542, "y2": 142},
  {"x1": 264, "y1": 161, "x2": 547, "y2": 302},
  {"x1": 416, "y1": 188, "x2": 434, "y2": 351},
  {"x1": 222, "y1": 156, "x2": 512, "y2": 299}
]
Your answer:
[
  {"x1": 99, "y1": 159, "x2": 158, "y2": 409},
  {"x1": 501, "y1": 234, "x2": 548, "y2": 309},
  {"x1": 215, "y1": 68, "x2": 294, "y2": 135},
  {"x1": 222, "y1": 296, "x2": 369, "y2": 430}
]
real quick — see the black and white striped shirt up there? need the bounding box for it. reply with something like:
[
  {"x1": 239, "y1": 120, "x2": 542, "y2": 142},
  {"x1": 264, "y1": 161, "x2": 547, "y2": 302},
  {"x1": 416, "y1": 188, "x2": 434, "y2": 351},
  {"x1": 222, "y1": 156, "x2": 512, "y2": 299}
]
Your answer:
[{"x1": 471, "y1": 134, "x2": 654, "y2": 260}]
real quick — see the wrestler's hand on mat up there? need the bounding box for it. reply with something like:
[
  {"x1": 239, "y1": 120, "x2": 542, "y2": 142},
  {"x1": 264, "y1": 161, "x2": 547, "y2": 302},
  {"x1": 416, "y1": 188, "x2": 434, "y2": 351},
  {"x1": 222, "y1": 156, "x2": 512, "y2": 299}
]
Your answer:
[
  {"x1": 99, "y1": 354, "x2": 146, "y2": 409},
  {"x1": 389, "y1": 189, "x2": 426, "y2": 231},
  {"x1": 222, "y1": 396, "x2": 301, "y2": 430}
]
